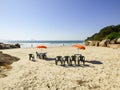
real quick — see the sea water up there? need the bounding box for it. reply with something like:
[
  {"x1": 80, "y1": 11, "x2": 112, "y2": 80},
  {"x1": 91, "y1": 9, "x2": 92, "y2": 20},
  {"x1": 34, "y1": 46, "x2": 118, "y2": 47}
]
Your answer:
[{"x1": 5, "y1": 40, "x2": 84, "y2": 48}]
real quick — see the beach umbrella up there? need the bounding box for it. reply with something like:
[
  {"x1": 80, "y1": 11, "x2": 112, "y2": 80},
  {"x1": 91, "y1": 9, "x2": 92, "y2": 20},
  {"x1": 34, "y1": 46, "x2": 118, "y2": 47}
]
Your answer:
[
  {"x1": 72, "y1": 44, "x2": 85, "y2": 54},
  {"x1": 36, "y1": 45, "x2": 47, "y2": 53}
]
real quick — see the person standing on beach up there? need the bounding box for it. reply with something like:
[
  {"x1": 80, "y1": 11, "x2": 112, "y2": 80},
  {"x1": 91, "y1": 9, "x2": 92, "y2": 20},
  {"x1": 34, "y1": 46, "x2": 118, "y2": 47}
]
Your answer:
[{"x1": 31, "y1": 44, "x2": 33, "y2": 48}]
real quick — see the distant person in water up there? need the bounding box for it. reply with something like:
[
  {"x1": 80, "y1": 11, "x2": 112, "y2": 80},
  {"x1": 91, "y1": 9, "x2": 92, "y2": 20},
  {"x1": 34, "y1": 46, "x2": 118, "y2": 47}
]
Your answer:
[{"x1": 31, "y1": 44, "x2": 33, "y2": 48}]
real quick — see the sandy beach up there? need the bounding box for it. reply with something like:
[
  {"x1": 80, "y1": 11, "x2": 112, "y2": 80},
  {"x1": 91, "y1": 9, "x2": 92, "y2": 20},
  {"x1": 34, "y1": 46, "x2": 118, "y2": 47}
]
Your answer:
[{"x1": 0, "y1": 46, "x2": 120, "y2": 90}]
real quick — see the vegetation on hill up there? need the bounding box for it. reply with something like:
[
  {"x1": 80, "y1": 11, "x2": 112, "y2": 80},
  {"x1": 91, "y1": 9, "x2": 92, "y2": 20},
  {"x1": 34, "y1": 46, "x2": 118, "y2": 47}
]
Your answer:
[{"x1": 85, "y1": 25, "x2": 120, "y2": 41}]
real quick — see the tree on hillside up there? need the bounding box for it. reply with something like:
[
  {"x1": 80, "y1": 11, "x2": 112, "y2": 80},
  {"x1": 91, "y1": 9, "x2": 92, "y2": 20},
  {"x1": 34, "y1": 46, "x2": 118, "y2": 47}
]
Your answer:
[
  {"x1": 85, "y1": 24, "x2": 120, "y2": 41},
  {"x1": 105, "y1": 32, "x2": 120, "y2": 40}
]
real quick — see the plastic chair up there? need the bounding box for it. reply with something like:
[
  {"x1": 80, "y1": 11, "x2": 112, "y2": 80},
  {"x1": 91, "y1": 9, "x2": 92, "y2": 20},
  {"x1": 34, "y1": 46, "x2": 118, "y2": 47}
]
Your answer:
[
  {"x1": 62, "y1": 56, "x2": 70, "y2": 66},
  {"x1": 40, "y1": 53, "x2": 47, "y2": 59},
  {"x1": 78, "y1": 55, "x2": 85, "y2": 65},
  {"x1": 29, "y1": 54, "x2": 35, "y2": 60},
  {"x1": 55, "y1": 56, "x2": 63, "y2": 65},
  {"x1": 36, "y1": 52, "x2": 39, "y2": 58},
  {"x1": 70, "y1": 55, "x2": 76, "y2": 66},
  {"x1": 36, "y1": 52, "x2": 47, "y2": 59}
]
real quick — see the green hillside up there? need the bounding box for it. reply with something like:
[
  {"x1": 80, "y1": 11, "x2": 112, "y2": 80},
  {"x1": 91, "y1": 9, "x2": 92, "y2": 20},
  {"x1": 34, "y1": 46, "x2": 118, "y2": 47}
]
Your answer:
[{"x1": 85, "y1": 25, "x2": 120, "y2": 41}]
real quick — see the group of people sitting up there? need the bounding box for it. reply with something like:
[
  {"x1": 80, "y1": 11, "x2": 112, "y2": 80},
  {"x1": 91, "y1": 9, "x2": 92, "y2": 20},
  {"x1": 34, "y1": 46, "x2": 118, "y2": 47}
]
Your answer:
[{"x1": 55, "y1": 54, "x2": 85, "y2": 66}]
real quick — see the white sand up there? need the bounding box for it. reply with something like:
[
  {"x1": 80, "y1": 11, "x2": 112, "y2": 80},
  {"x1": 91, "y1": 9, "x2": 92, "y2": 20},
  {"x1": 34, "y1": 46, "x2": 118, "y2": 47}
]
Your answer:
[{"x1": 0, "y1": 46, "x2": 120, "y2": 90}]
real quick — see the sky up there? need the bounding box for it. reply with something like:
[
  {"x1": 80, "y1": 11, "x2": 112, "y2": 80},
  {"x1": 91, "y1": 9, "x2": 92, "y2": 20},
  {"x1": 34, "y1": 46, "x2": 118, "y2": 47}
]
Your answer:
[{"x1": 0, "y1": 0, "x2": 120, "y2": 40}]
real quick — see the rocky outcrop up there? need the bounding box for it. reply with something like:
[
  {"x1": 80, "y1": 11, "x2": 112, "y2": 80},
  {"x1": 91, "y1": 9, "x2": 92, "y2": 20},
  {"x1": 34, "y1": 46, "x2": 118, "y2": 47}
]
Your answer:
[
  {"x1": 15, "y1": 43, "x2": 20, "y2": 48},
  {"x1": 0, "y1": 51, "x2": 20, "y2": 78},
  {"x1": 99, "y1": 39, "x2": 110, "y2": 47},
  {"x1": 95, "y1": 41, "x2": 100, "y2": 46},
  {"x1": 0, "y1": 51, "x2": 20, "y2": 64},
  {"x1": 110, "y1": 39, "x2": 117, "y2": 44},
  {"x1": 84, "y1": 41, "x2": 90, "y2": 46},
  {"x1": 85, "y1": 39, "x2": 120, "y2": 48},
  {"x1": 0, "y1": 43, "x2": 20, "y2": 49},
  {"x1": 84, "y1": 41, "x2": 100, "y2": 46},
  {"x1": 89, "y1": 41, "x2": 96, "y2": 46},
  {"x1": 116, "y1": 38, "x2": 120, "y2": 44},
  {"x1": 108, "y1": 44, "x2": 120, "y2": 49}
]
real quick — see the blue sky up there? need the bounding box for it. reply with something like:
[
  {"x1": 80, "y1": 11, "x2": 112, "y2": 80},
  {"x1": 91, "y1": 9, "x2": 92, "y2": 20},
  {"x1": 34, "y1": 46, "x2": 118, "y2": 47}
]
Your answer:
[{"x1": 0, "y1": 0, "x2": 120, "y2": 40}]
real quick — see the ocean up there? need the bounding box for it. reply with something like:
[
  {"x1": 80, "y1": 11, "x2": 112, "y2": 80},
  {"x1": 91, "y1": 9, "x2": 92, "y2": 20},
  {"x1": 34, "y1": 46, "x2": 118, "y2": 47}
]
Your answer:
[{"x1": 5, "y1": 40, "x2": 84, "y2": 48}]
